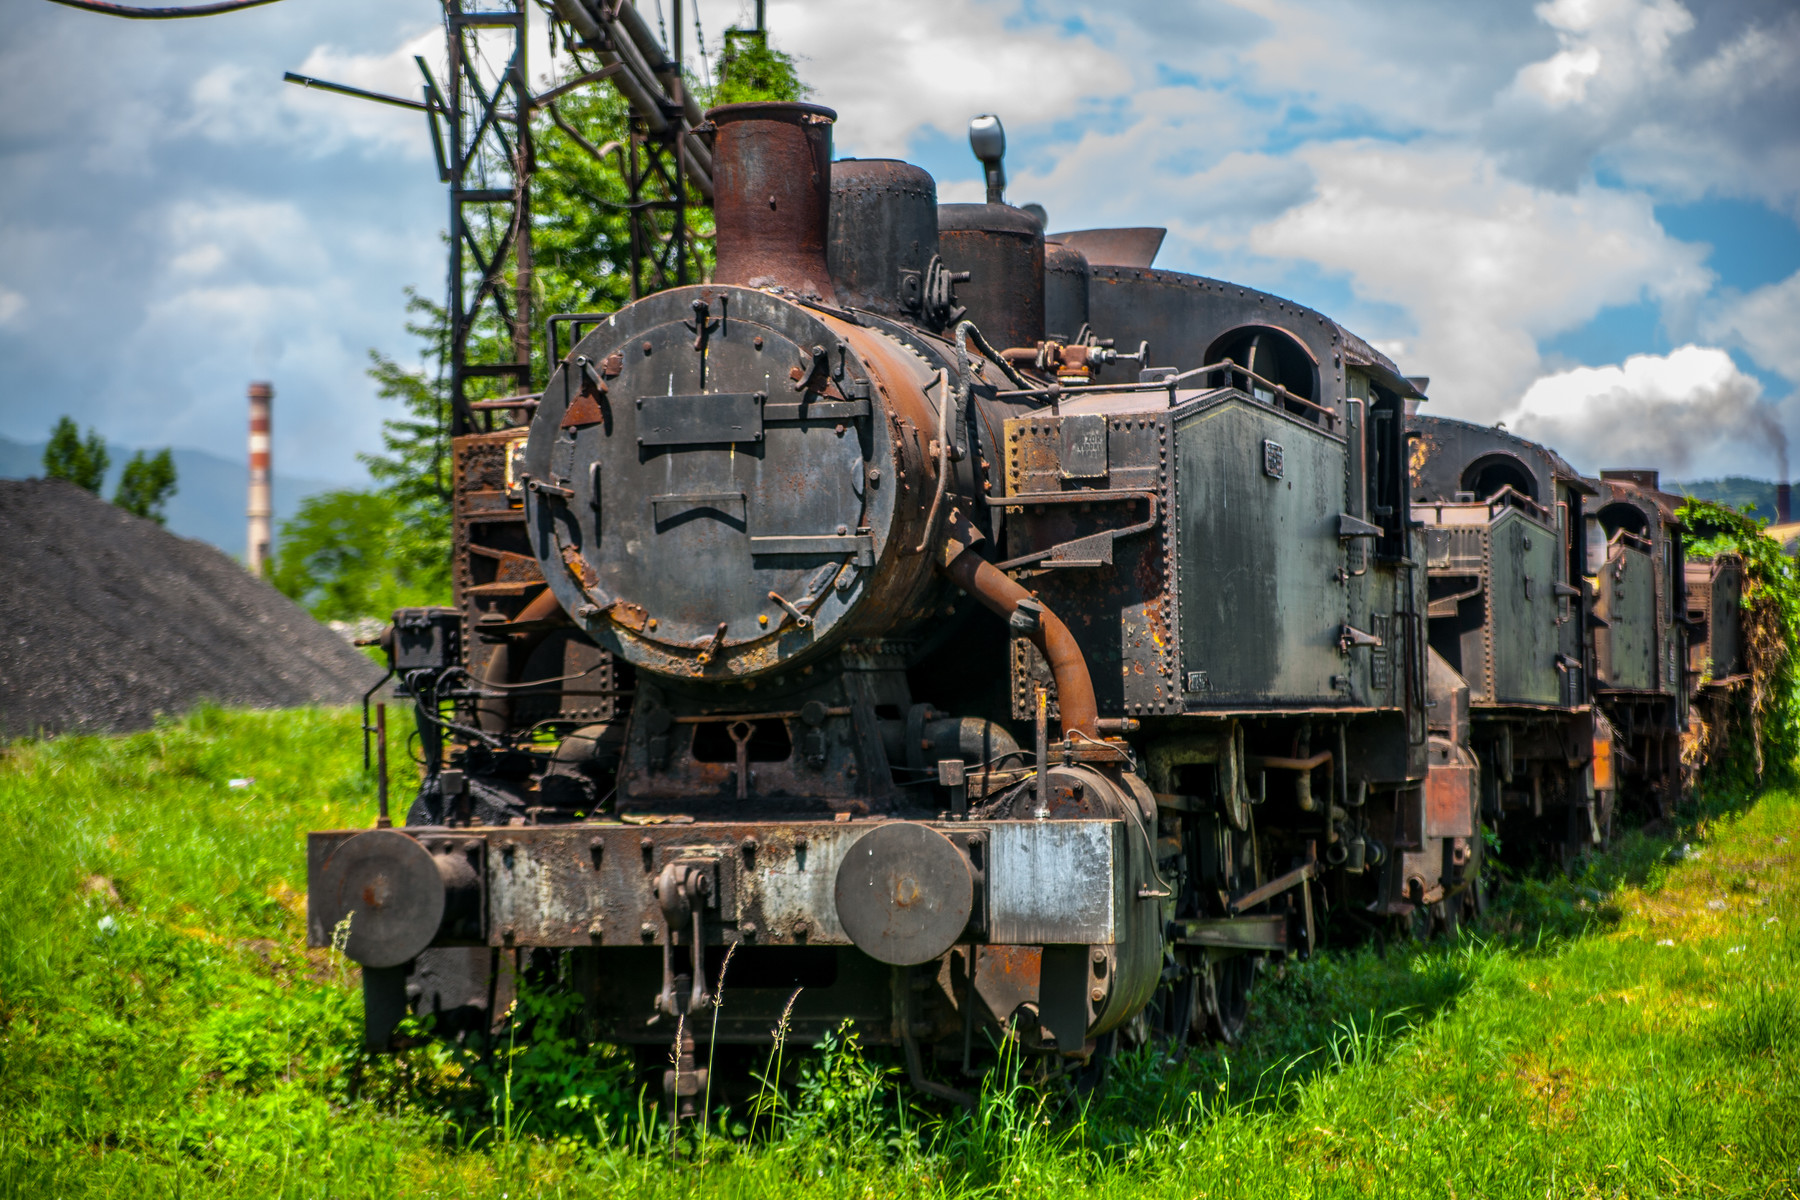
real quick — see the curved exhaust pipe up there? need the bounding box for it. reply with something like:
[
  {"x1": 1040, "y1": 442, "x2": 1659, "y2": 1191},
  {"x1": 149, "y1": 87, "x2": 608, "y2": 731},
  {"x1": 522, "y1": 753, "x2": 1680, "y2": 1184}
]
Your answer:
[{"x1": 939, "y1": 546, "x2": 1099, "y2": 740}]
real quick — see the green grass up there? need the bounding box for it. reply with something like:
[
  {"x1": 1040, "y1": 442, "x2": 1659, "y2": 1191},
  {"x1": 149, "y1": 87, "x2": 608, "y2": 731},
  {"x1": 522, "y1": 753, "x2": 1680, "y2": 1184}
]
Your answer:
[{"x1": 2, "y1": 706, "x2": 1798, "y2": 1198}]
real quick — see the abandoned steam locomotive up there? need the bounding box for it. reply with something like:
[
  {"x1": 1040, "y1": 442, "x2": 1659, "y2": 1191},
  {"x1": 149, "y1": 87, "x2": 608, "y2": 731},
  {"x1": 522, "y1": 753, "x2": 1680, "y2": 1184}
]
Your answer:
[{"x1": 307, "y1": 101, "x2": 1741, "y2": 1097}]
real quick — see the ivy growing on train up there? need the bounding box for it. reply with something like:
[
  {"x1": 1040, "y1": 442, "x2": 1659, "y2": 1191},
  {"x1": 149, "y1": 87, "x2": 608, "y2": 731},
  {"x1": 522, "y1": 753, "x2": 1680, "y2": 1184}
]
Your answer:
[{"x1": 1678, "y1": 497, "x2": 1800, "y2": 790}]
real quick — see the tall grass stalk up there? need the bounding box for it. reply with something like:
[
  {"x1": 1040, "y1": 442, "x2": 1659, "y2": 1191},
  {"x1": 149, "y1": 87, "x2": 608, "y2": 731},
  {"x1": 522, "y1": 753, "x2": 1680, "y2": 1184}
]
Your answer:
[
  {"x1": 749, "y1": 986, "x2": 802, "y2": 1143},
  {"x1": 667, "y1": 1011, "x2": 684, "y2": 1152},
  {"x1": 699, "y1": 940, "x2": 735, "y2": 1174}
]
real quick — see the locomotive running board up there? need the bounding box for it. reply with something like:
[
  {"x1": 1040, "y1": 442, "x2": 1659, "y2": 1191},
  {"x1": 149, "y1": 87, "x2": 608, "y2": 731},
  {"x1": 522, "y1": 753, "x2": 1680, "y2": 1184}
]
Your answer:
[
  {"x1": 1227, "y1": 861, "x2": 1318, "y2": 913},
  {"x1": 1169, "y1": 914, "x2": 1288, "y2": 951}
]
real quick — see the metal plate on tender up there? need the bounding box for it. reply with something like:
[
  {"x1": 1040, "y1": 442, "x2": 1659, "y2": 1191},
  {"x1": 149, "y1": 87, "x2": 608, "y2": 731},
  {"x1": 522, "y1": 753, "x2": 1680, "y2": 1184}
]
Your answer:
[
  {"x1": 1424, "y1": 761, "x2": 1476, "y2": 838},
  {"x1": 636, "y1": 392, "x2": 765, "y2": 447},
  {"x1": 986, "y1": 819, "x2": 1120, "y2": 944},
  {"x1": 1058, "y1": 413, "x2": 1109, "y2": 479}
]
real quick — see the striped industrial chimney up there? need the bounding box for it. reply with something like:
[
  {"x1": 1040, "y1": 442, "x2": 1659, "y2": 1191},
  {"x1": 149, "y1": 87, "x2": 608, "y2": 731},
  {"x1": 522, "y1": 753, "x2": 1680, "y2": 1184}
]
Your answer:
[{"x1": 247, "y1": 381, "x2": 273, "y2": 576}]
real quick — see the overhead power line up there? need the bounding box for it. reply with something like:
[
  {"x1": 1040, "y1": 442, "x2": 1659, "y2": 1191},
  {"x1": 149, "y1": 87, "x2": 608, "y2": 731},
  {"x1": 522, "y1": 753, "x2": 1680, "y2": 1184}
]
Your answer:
[{"x1": 43, "y1": 0, "x2": 283, "y2": 18}]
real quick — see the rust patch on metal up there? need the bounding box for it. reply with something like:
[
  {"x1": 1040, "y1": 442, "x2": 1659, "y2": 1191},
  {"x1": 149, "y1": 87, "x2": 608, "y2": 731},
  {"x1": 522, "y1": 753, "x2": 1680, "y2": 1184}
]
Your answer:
[
  {"x1": 561, "y1": 544, "x2": 598, "y2": 589},
  {"x1": 1424, "y1": 757, "x2": 1476, "y2": 838},
  {"x1": 607, "y1": 600, "x2": 649, "y2": 632},
  {"x1": 562, "y1": 390, "x2": 607, "y2": 428}
]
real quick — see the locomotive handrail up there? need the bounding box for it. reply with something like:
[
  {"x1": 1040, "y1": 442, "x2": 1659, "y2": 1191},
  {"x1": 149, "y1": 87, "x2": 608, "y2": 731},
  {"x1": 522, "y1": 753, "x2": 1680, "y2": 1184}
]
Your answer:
[
  {"x1": 470, "y1": 394, "x2": 540, "y2": 412},
  {"x1": 1483, "y1": 484, "x2": 1552, "y2": 523},
  {"x1": 984, "y1": 489, "x2": 1161, "y2": 572},
  {"x1": 992, "y1": 364, "x2": 1197, "y2": 400},
  {"x1": 1195, "y1": 359, "x2": 1340, "y2": 426},
  {"x1": 993, "y1": 358, "x2": 1338, "y2": 426},
  {"x1": 544, "y1": 311, "x2": 613, "y2": 370}
]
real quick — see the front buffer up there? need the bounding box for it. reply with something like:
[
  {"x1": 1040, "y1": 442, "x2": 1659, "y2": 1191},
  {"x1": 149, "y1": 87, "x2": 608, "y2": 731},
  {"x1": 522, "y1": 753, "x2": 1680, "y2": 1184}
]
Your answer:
[{"x1": 309, "y1": 804, "x2": 1162, "y2": 1058}]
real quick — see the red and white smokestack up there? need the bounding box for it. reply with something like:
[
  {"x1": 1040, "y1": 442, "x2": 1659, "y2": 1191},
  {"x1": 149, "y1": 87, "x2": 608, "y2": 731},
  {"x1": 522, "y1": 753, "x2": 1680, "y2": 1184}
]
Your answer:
[{"x1": 247, "y1": 381, "x2": 273, "y2": 576}]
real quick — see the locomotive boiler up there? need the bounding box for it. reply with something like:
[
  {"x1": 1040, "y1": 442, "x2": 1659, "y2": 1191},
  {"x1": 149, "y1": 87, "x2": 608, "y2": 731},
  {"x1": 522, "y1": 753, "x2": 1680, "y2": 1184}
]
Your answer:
[{"x1": 307, "y1": 101, "x2": 1480, "y2": 1098}]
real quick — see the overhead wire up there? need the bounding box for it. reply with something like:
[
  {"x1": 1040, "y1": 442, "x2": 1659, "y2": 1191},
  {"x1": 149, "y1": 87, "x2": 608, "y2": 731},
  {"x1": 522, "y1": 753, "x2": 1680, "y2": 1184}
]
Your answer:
[{"x1": 45, "y1": 0, "x2": 281, "y2": 16}]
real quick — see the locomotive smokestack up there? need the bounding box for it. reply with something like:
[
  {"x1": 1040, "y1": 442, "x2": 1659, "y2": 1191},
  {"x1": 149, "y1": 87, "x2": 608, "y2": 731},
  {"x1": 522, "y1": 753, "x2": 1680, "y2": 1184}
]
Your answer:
[
  {"x1": 1778, "y1": 481, "x2": 1791, "y2": 524},
  {"x1": 707, "y1": 101, "x2": 838, "y2": 301},
  {"x1": 247, "y1": 381, "x2": 273, "y2": 577}
]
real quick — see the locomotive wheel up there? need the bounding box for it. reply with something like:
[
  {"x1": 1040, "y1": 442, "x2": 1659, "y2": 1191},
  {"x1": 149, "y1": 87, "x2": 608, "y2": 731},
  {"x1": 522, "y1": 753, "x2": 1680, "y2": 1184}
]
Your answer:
[
  {"x1": 1404, "y1": 903, "x2": 1436, "y2": 943},
  {"x1": 1557, "y1": 829, "x2": 1584, "y2": 877},
  {"x1": 1204, "y1": 954, "x2": 1256, "y2": 1043},
  {"x1": 1068, "y1": 1032, "x2": 1118, "y2": 1096},
  {"x1": 1133, "y1": 955, "x2": 1202, "y2": 1051},
  {"x1": 1439, "y1": 895, "x2": 1461, "y2": 941},
  {"x1": 1466, "y1": 860, "x2": 1490, "y2": 920}
]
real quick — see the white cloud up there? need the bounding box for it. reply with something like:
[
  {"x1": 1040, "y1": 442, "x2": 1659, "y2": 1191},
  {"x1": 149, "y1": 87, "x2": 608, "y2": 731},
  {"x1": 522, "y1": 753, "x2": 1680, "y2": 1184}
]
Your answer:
[
  {"x1": 0, "y1": 287, "x2": 22, "y2": 328},
  {"x1": 1000, "y1": 94, "x2": 1307, "y2": 246},
  {"x1": 768, "y1": 0, "x2": 1133, "y2": 157},
  {"x1": 1217, "y1": 0, "x2": 1543, "y2": 132},
  {"x1": 1503, "y1": 345, "x2": 1783, "y2": 478},
  {"x1": 1704, "y1": 269, "x2": 1800, "y2": 384},
  {"x1": 1492, "y1": 0, "x2": 1800, "y2": 208},
  {"x1": 1247, "y1": 140, "x2": 1712, "y2": 417},
  {"x1": 183, "y1": 28, "x2": 444, "y2": 160},
  {"x1": 4, "y1": 0, "x2": 1795, "y2": 493},
  {"x1": 1510, "y1": 0, "x2": 1694, "y2": 108}
]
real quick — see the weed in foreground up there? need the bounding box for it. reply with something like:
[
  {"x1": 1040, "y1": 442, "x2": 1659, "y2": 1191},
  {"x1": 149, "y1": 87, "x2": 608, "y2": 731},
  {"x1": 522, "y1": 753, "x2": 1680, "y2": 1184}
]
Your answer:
[{"x1": 4, "y1": 706, "x2": 1800, "y2": 1199}]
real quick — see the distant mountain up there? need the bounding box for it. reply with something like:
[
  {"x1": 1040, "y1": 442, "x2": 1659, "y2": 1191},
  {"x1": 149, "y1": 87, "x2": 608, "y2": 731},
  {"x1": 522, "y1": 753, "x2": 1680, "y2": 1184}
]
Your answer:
[
  {"x1": 1668, "y1": 477, "x2": 1782, "y2": 522},
  {"x1": 0, "y1": 436, "x2": 343, "y2": 559}
]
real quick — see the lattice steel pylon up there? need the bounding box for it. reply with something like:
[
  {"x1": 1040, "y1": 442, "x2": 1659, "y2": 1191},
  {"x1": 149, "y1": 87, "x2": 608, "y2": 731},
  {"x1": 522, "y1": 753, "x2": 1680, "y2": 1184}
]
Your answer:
[
  {"x1": 430, "y1": 0, "x2": 534, "y2": 438},
  {"x1": 286, "y1": 1, "x2": 714, "y2": 432}
]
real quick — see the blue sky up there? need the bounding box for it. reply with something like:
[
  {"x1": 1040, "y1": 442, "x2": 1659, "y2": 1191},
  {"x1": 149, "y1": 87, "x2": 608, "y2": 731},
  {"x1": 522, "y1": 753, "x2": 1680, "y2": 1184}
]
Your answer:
[{"x1": 1, "y1": 0, "x2": 1796, "y2": 484}]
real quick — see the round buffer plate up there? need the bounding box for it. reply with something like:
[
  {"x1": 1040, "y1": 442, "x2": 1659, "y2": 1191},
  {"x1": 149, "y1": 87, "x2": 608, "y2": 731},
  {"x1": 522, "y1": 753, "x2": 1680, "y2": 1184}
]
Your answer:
[
  {"x1": 834, "y1": 822, "x2": 973, "y2": 966},
  {"x1": 315, "y1": 829, "x2": 446, "y2": 968}
]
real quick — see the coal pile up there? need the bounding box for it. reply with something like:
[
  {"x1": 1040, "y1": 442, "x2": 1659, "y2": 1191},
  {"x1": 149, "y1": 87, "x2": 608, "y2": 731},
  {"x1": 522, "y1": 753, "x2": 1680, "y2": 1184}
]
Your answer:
[{"x1": 0, "y1": 478, "x2": 385, "y2": 738}]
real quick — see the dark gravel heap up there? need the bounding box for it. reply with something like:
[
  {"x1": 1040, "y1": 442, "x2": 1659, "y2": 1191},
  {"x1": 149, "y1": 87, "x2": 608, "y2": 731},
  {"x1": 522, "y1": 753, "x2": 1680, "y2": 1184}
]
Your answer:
[{"x1": 0, "y1": 478, "x2": 384, "y2": 738}]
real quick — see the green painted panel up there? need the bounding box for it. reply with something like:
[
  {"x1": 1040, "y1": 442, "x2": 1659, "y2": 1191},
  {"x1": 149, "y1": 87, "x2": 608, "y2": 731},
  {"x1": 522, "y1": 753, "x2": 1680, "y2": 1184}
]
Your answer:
[
  {"x1": 1598, "y1": 545, "x2": 1656, "y2": 690},
  {"x1": 1176, "y1": 399, "x2": 1347, "y2": 704},
  {"x1": 1487, "y1": 509, "x2": 1561, "y2": 704}
]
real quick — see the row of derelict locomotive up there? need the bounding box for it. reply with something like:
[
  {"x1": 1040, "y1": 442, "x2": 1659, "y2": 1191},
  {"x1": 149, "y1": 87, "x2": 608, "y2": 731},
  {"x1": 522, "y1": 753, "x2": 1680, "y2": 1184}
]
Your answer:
[{"x1": 308, "y1": 103, "x2": 1749, "y2": 1102}]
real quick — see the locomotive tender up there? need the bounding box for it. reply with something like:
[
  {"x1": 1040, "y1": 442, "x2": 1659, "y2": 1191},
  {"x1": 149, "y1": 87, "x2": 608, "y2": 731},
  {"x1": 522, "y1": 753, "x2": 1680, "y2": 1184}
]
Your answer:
[{"x1": 308, "y1": 102, "x2": 1735, "y2": 1096}]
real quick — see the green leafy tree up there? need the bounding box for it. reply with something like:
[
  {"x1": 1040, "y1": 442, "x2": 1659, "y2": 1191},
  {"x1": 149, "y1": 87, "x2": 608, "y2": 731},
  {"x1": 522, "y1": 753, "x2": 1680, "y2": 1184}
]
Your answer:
[
  {"x1": 274, "y1": 292, "x2": 456, "y2": 620},
  {"x1": 43, "y1": 416, "x2": 109, "y2": 493},
  {"x1": 113, "y1": 448, "x2": 178, "y2": 524},
  {"x1": 271, "y1": 489, "x2": 446, "y2": 621},
  {"x1": 1679, "y1": 496, "x2": 1800, "y2": 790},
  {"x1": 711, "y1": 31, "x2": 810, "y2": 107},
  {"x1": 363, "y1": 291, "x2": 456, "y2": 592}
]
